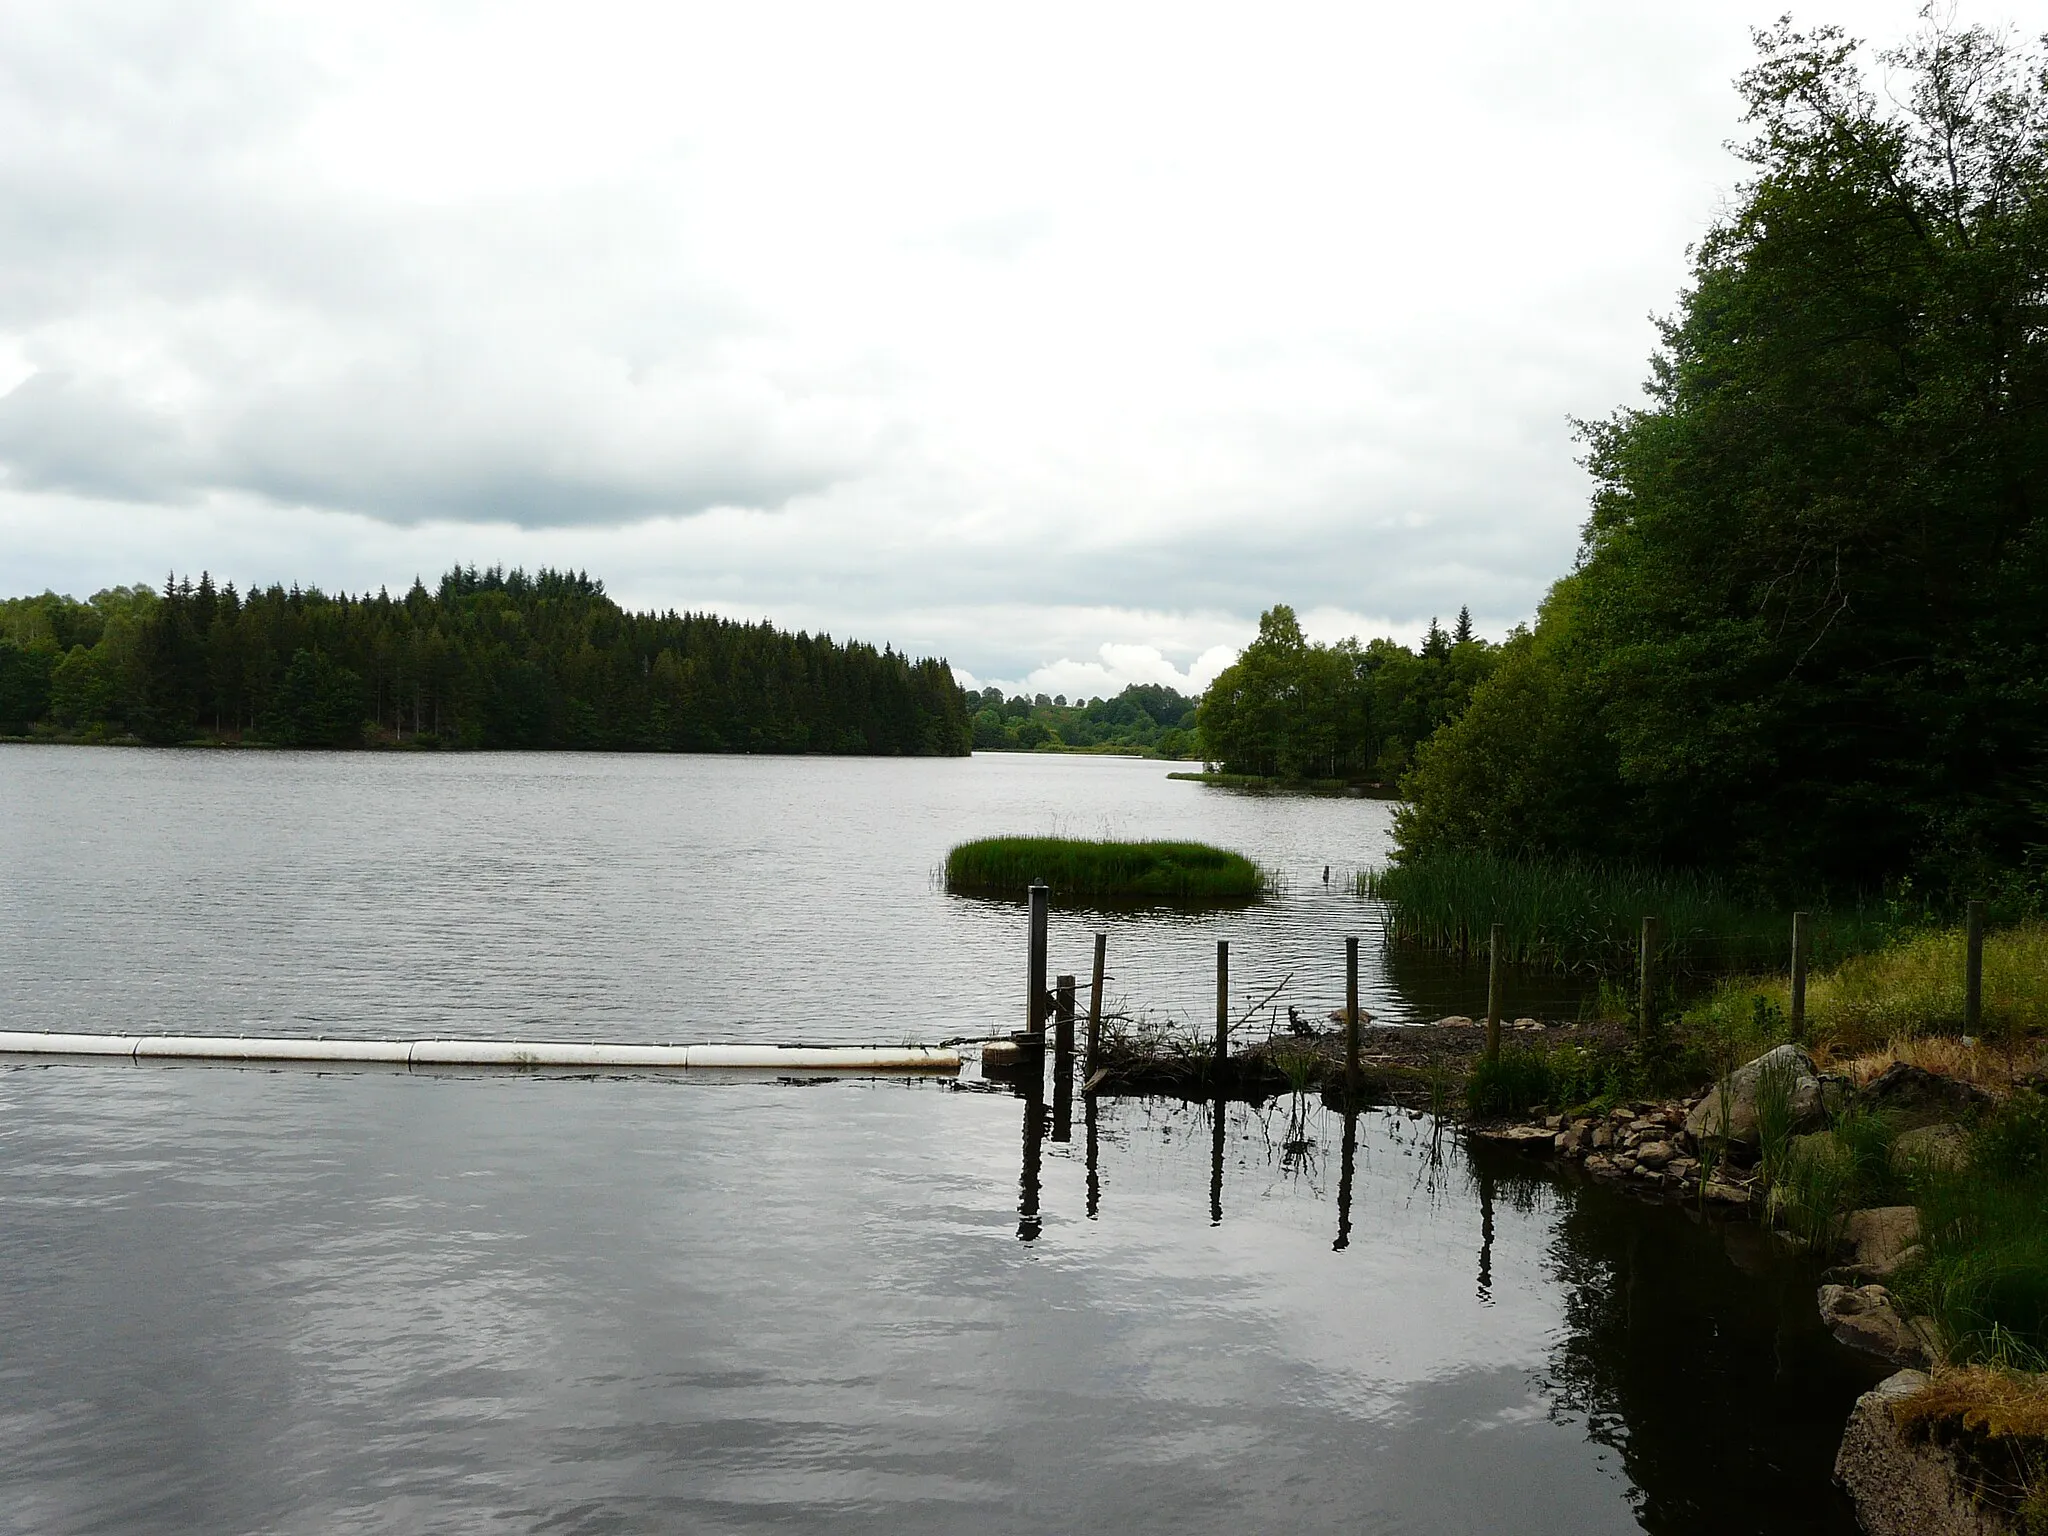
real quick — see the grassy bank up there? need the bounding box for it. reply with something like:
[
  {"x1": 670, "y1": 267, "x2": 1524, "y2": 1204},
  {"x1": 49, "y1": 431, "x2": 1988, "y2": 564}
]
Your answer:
[
  {"x1": 1685, "y1": 924, "x2": 2048, "y2": 1057},
  {"x1": 1362, "y1": 848, "x2": 1894, "y2": 974},
  {"x1": 943, "y1": 837, "x2": 1267, "y2": 901}
]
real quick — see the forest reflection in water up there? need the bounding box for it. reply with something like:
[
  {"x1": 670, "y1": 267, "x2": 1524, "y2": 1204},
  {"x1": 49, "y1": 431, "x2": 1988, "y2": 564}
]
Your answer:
[{"x1": 1012, "y1": 1074, "x2": 1875, "y2": 1536}]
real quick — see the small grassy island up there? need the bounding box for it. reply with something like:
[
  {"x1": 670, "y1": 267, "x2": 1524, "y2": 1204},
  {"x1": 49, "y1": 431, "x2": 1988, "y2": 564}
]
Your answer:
[{"x1": 943, "y1": 837, "x2": 1266, "y2": 901}]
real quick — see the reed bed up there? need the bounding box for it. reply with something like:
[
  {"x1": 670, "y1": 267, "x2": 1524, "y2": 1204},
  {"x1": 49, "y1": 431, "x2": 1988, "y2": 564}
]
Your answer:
[
  {"x1": 1361, "y1": 848, "x2": 1891, "y2": 975},
  {"x1": 944, "y1": 836, "x2": 1267, "y2": 901}
]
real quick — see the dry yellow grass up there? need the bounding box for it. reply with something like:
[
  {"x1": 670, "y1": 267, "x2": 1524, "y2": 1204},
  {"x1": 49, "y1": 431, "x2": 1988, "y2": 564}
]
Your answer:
[
  {"x1": 1821, "y1": 1037, "x2": 2048, "y2": 1094},
  {"x1": 1895, "y1": 1366, "x2": 2048, "y2": 1442}
]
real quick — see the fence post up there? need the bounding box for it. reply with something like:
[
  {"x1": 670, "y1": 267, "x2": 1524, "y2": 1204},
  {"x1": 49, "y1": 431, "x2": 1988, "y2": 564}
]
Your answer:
[
  {"x1": 1215, "y1": 940, "x2": 1229, "y2": 1067},
  {"x1": 1790, "y1": 911, "x2": 1809, "y2": 1041},
  {"x1": 1027, "y1": 881, "x2": 1049, "y2": 1040},
  {"x1": 1638, "y1": 915, "x2": 1659, "y2": 1045},
  {"x1": 1966, "y1": 898, "x2": 1985, "y2": 1037},
  {"x1": 1485, "y1": 922, "x2": 1504, "y2": 1065},
  {"x1": 1087, "y1": 931, "x2": 1107, "y2": 1072},
  {"x1": 1344, "y1": 935, "x2": 1361, "y2": 1100}
]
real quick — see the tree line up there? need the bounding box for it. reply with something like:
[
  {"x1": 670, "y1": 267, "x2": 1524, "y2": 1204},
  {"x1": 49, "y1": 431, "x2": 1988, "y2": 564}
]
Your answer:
[
  {"x1": 1196, "y1": 605, "x2": 1498, "y2": 782},
  {"x1": 968, "y1": 683, "x2": 1199, "y2": 756},
  {"x1": 1395, "y1": 18, "x2": 2048, "y2": 898},
  {"x1": 0, "y1": 566, "x2": 973, "y2": 755}
]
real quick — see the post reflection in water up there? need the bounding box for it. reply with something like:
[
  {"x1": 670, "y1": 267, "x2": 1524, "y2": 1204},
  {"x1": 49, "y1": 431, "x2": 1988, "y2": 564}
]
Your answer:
[
  {"x1": 1208, "y1": 1096, "x2": 1225, "y2": 1225},
  {"x1": 1084, "y1": 1092, "x2": 1101, "y2": 1220},
  {"x1": 1476, "y1": 1165, "x2": 1496, "y2": 1301},
  {"x1": 989, "y1": 1079, "x2": 1865, "y2": 1534},
  {"x1": 1018, "y1": 1052, "x2": 1044, "y2": 1243},
  {"x1": 1332, "y1": 1108, "x2": 1357, "y2": 1252}
]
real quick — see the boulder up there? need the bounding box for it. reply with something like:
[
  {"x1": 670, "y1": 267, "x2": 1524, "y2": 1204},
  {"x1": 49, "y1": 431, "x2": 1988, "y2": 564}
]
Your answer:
[
  {"x1": 1834, "y1": 1370, "x2": 2009, "y2": 1536},
  {"x1": 1470, "y1": 1123, "x2": 1555, "y2": 1148},
  {"x1": 1859, "y1": 1062, "x2": 1993, "y2": 1129},
  {"x1": 1818, "y1": 1284, "x2": 1930, "y2": 1367},
  {"x1": 1684, "y1": 1044, "x2": 1828, "y2": 1149},
  {"x1": 1843, "y1": 1206, "x2": 1922, "y2": 1277},
  {"x1": 1893, "y1": 1123, "x2": 1971, "y2": 1173},
  {"x1": 1635, "y1": 1140, "x2": 1676, "y2": 1170},
  {"x1": 1436, "y1": 1015, "x2": 1475, "y2": 1029}
]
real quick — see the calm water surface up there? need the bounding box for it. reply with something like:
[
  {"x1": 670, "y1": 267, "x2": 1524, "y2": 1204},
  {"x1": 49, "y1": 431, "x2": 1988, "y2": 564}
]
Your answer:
[{"x1": 0, "y1": 748, "x2": 1872, "y2": 1533}]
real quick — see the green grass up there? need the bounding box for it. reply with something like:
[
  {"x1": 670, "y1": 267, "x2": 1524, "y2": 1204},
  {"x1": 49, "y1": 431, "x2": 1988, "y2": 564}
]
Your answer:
[
  {"x1": 1362, "y1": 847, "x2": 1894, "y2": 975},
  {"x1": 943, "y1": 837, "x2": 1267, "y2": 901}
]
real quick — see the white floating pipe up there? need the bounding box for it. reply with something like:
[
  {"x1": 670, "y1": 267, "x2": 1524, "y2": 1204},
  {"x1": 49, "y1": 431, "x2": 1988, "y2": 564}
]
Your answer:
[{"x1": 0, "y1": 1031, "x2": 960, "y2": 1073}]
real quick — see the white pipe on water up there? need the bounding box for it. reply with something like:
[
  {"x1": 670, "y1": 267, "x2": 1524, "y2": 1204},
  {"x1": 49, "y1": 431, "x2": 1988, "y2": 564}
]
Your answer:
[{"x1": 0, "y1": 1032, "x2": 960, "y2": 1073}]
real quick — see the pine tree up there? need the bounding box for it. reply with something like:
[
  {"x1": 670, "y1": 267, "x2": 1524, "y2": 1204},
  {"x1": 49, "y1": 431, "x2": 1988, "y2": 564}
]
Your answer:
[{"x1": 1453, "y1": 606, "x2": 1473, "y2": 645}]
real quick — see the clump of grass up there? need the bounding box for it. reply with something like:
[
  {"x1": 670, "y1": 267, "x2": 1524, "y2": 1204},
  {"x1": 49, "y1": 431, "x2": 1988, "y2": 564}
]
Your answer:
[
  {"x1": 1464, "y1": 1042, "x2": 1628, "y2": 1119},
  {"x1": 1770, "y1": 1108, "x2": 1901, "y2": 1250},
  {"x1": 944, "y1": 837, "x2": 1267, "y2": 901},
  {"x1": 1361, "y1": 848, "x2": 1891, "y2": 974}
]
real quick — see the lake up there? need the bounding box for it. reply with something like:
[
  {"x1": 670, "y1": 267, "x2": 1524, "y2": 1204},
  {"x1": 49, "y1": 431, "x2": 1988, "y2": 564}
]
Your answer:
[{"x1": 0, "y1": 747, "x2": 1874, "y2": 1533}]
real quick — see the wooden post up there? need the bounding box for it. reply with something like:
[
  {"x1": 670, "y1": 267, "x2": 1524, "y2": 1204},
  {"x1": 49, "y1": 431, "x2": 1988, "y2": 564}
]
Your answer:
[
  {"x1": 1484, "y1": 922, "x2": 1503, "y2": 1065},
  {"x1": 1214, "y1": 940, "x2": 1229, "y2": 1066},
  {"x1": 1027, "y1": 881, "x2": 1049, "y2": 1040},
  {"x1": 1966, "y1": 898, "x2": 1985, "y2": 1037},
  {"x1": 1638, "y1": 915, "x2": 1659, "y2": 1043},
  {"x1": 1344, "y1": 935, "x2": 1361, "y2": 1100},
  {"x1": 1087, "y1": 931, "x2": 1106, "y2": 1071},
  {"x1": 1790, "y1": 911, "x2": 1809, "y2": 1041}
]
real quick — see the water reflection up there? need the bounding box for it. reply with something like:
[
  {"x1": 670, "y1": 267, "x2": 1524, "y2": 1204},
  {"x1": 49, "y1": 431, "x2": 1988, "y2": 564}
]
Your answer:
[
  {"x1": 1011, "y1": 1090, "x2": 1871, "y2": 1535},
  {"x1": 1332, "y1": 1109, "x2": 1357, "y2": 1252}
]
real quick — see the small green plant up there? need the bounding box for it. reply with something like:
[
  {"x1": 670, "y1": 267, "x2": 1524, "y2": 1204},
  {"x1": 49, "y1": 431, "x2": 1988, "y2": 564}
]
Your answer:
[{"x1": 1273, "y1": 1048, "x2": 1317, "y2": 1095}]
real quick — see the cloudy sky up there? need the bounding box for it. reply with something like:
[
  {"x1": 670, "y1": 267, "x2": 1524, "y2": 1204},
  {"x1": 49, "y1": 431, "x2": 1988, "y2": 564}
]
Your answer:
[{"x1": 0, "y1": 0, "x2": 1952, "y2": 695}]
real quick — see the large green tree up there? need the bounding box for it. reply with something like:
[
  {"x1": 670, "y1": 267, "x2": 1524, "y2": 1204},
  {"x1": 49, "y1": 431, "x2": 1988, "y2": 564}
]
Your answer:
[{"x1": 1402, "y1": 17, "x2": 2048, "y2": 894}]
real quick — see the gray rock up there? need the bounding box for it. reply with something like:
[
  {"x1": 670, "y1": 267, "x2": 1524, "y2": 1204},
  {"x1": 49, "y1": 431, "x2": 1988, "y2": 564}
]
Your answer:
[
  {"x1": 1818, "y1": 1284, "x2": 1930, "y2": 1367},
  {"x1": 1843, "y1": 1206, "x2": 1922, "y2": 1277},
  {"x1": 1893, "y1": 1123, "x2": 1970, "y2": 1173},
  {"x1": 1590, "y1": 1123, "x2": 1614, "y2": 1150},
  {"x1": 1636, "y1": 1140, "x2": 1676, "y2": 1170},
  {"x1": 1684, "y1": 1044, "x2": 1827, "y2": 1149},
  {"x1": 1858, "y1": 1062, "x2": 1993, "y2": 1130},
  {"x1": 1470, "y1": 1124, "x2": 1555, "y2": 1148},
  {"x1": 1834, "y1": 1370, "x2": 2008, "y2": 1536}
]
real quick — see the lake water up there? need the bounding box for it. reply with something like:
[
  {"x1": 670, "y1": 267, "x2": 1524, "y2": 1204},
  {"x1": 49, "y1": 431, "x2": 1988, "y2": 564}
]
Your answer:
[{"x1": 0, "y1": 747, "x2": 1874, "y2": 1533}]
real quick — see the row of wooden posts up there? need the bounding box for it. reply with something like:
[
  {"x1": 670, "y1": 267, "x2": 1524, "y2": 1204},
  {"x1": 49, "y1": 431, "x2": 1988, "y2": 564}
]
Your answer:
[
  {"x1": 1027, "y1": 882, "x2": 1996, "y2": 1076},
  {"x1": 1023, "y1": 880, "x2": 1371, "y2": 1096}
]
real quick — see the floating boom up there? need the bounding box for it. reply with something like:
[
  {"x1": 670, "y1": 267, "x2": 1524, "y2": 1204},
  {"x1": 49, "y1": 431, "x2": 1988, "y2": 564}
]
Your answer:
[{"x1": 0, "y1": 1032, "x2": 960, "y2": 1072}]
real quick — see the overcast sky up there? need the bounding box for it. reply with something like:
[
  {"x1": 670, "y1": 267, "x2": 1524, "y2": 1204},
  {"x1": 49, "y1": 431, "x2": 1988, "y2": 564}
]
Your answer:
[{"x1": 0, "y1": 0, "x2": 1956, "y2": 695}]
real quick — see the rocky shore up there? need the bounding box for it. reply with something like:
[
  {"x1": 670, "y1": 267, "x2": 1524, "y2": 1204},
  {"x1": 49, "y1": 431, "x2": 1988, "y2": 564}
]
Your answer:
[{"x1": 1470, "y1": 1040, "x2": 2044, "y2": 1534}]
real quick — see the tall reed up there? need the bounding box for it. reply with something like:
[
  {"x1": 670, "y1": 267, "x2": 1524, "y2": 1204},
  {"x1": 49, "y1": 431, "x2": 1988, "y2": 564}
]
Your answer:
[{"x1": 1362, "y1": 848, "x2": 1893, "y2": 975}]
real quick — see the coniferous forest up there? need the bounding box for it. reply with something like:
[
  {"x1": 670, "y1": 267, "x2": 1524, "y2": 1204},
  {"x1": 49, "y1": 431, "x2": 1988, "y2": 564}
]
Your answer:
[{"x1": 0, "y1": 566, "x2": 973, "y2": 755}]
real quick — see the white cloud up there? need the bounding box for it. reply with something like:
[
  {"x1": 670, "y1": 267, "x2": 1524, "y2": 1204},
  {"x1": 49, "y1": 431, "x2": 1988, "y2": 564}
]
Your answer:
[{"x1": 0, "y1": 0, "x2": 1945, "y2": 682}]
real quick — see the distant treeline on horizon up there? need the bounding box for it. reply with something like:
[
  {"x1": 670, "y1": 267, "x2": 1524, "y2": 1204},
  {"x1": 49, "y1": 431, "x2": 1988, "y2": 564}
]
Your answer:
[{"x1": 0, "y1": 565, "x2": 973, "y2": 755}]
